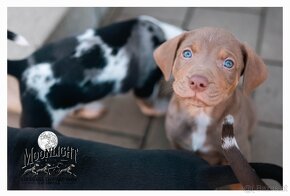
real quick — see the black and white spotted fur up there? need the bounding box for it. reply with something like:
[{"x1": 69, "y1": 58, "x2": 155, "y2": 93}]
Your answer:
[{"x1": 8, "y1": 16, "x2": 183, "y2": 128}]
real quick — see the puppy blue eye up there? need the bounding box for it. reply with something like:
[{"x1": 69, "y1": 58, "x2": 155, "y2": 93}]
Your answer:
[
  {"x1": 183, "y1": 50, "x2": 192, "y2": 58},
  {"x1": 223, "y1": 59, "x2": 234, "y2": 68}
]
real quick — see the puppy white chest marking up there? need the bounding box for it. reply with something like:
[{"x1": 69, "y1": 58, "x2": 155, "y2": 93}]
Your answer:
[{"x1": 191, "y1": 112, "x2": 211, "y2": 152}]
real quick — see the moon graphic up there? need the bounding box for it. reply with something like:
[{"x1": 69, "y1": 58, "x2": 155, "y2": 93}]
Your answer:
[{"x1": 38, "y1": 131, "x2": 58, "y2": 151}]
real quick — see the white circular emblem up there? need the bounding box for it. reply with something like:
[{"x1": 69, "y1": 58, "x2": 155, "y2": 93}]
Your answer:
[{"x1": 38, "y1": 131, "x2": 58, "y2": 151}]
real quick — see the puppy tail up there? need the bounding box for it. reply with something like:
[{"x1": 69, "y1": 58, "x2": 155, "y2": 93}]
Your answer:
[
  {"x1": 8, "y1": 30, "x2": 30, "y2": 78},
  {"x1": 220, "y1": 114, "x2": 270, "y2": 190},
  {"x1": 8, "y1": 30, "x2": 29, "y2": 46}
]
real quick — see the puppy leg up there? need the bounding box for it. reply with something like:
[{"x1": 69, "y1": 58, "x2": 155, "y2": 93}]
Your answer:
[
  {"x1": 134, "y1": 80, "x2": 171, "y2": 117},
  {"x1": 71, "y1": 101, "x2": 106, "y2": 120},
  {"x1": 20, "y1": 93, "x2": 53, "y2": 127},
  {"x1": 135, "y1": 97, "x2": 169, "y2": 117}
]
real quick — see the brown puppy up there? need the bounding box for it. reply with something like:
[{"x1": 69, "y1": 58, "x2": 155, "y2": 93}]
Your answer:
[{"x1": 154, "y1": 27, "x2": 268, "y2": 165}]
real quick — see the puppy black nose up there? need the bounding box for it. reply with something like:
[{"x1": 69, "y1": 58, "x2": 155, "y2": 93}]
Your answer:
[{"x1": 189, "y1": 75, "x2": 209, "y2": 92}]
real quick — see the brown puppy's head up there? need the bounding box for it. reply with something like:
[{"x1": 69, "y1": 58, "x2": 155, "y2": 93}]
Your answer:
[{"x1": 154, "y1": 27, "x2": 268, "y2": 107}]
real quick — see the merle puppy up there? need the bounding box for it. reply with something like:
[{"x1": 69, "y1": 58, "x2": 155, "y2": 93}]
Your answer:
[{"x1": 8, "y1": 16, "x2": 182, "y2": 128}]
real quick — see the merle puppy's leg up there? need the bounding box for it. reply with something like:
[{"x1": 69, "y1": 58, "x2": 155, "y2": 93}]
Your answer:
[
  {"x1": 71, "y1": 101, "x2": 106, "y2": 120},
  {"x1": 134, "y1": 68, "x2": 169, "y2": 116},
  {"x1": 20, "y1": 92, "x2": 53, "y2": 127},
  {"x1": 135, "y1": 90, "x2": 169, "y2": 116}
]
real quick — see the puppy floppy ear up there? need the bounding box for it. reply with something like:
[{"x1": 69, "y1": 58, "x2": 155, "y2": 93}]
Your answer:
[
  {"x1": 153, "y1": 33, "x2": 187, "y2": 81},
  {"x1": 241, "y1": 43, "x2": 268, "y2": 95}
]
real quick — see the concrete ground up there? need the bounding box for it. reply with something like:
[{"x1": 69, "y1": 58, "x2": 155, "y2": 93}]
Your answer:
[{"x1": 8, "y1": 7, "x2": 282, "y2": 188}]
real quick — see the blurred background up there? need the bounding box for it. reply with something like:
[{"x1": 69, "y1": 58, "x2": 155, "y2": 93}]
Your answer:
[{"x1": 8, "y1": 7, "x2": 282, "y2": 178}]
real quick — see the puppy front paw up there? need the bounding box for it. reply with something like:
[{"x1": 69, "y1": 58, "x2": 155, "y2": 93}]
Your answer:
[
  {"x1": 136, "y1": 98, "x2": 168, "y2": 117},
  {"x1": 71, "y1": 107, "x2": 107, "y2": 120},
  {"x1": 71, "y1": 102, "x2": 107, "y2": 120}
]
